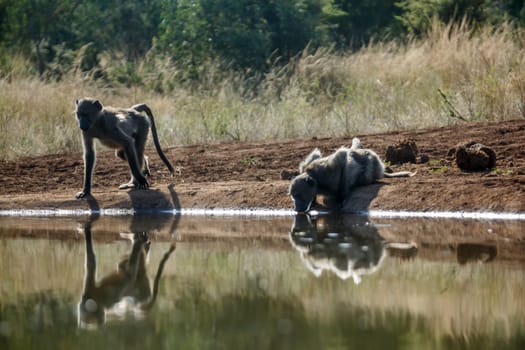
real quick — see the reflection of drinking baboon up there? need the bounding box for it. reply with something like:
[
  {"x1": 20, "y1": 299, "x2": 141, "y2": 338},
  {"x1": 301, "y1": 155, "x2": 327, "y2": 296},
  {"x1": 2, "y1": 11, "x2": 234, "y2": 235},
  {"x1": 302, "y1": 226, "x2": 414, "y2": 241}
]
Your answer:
[
  {"x1": 77, "y1": 221, "x2": 175, "y2": 328},
  {"x1": 74, "y1": 98, "x2": 175, "y2": 199},
  {"x1": 289, "y1": 214, "x2": 418, "y2": 284},
  {"x1": 289, "y1": 138, "x2": 416, "y2": 212}
]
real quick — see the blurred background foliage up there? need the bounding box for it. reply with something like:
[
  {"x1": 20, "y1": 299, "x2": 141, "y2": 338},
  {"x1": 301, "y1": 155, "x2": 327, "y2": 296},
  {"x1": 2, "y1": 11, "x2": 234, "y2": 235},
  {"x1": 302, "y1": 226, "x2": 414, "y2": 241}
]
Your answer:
[
  {"x1": 1, "y1": 0, "x2": 523, "y2": 83},
  {"x1": 1, "y1": 0, "x2": 524, "y2": 159}
]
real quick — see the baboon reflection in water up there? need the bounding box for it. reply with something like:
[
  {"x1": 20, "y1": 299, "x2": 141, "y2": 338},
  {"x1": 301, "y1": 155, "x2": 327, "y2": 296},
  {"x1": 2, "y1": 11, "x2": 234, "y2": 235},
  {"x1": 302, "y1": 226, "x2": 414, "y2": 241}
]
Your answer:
[
  {"x1": 289, "y1": 214, "x2": 417, "y2": 284},
  {"x1": 77, "y1": 221, "x2": 175, "y2": 328}
]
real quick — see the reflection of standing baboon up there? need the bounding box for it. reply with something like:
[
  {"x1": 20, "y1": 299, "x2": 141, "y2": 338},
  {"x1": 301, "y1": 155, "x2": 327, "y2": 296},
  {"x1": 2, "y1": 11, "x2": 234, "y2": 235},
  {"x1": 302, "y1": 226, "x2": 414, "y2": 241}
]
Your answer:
[
  {"x1": 74, "y1": 98, "x2": 175, "y2": 199},
  {"x1": 77, "y1": 221, "x2": 175, "y2": 328},
  {"x1": 289, "y1": 138, "x2": 416, "y2": 212}
]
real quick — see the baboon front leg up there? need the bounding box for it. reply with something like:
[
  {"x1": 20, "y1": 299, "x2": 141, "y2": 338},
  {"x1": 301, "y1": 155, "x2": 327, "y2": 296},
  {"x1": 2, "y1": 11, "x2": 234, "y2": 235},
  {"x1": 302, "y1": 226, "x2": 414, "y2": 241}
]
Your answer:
[
  {"x1": 76, "y1": 135, "x2": 95, "y2": 199},
  {"x1": 82, "y1": 222, "x2": 97, "y2": 292}
]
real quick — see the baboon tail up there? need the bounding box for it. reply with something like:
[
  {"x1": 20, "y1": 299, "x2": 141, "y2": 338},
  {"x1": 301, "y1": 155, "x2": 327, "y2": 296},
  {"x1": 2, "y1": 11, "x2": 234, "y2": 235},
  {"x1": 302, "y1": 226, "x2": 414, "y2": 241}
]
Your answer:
[
  {"x1": 149, "y1": 113, "x2": 175, "y2": 175},
  {"x1": 133, "y1": 104, "x2": 175, "y2": 175},
  {"x1": 141, "y1": 243, "x2": 175, "y2": 310},
  {"x1": 350, "y1": 137, "x2": 363, "y2": 150},
  {"x1": 300, "y1": 148, "x2": 322, "y2": 172},
  {"x1": 384, "y1": 171, "x2": 416, "y2": 178}
]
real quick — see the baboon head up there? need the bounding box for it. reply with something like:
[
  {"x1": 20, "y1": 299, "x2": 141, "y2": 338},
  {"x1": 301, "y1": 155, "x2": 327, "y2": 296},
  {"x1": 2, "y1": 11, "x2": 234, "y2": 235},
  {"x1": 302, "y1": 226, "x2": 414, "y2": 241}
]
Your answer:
[
  {"x1": 289, "y1": 173, "x2": 317, "y2": 212},
  {"x1": 75, "y1": 98, "x2": 103, "y2": 131}
]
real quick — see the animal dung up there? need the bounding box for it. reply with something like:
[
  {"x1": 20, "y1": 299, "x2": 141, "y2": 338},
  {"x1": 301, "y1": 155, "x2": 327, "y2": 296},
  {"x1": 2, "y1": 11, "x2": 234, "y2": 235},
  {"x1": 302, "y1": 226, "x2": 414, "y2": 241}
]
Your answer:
[
  {"x1": 385, "y1": 139, "x2": 418, "y2": 164},
  {"x1": 453, "y1": 141, "x2": 496, "y2": 171}
]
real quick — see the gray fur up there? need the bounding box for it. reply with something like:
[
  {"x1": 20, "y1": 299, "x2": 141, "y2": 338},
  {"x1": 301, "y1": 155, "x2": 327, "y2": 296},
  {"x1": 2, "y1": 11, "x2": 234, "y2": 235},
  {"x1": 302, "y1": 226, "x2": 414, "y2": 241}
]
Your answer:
[
  {"x1": 288, "y1": 138, "x2": 415, "y2": 212},
  {"x1": 74, "y1": 98, "x2": 174, "y2": 199},
  {"x1": 299, "y1": 148, "x2": 322, "y2": 173}
]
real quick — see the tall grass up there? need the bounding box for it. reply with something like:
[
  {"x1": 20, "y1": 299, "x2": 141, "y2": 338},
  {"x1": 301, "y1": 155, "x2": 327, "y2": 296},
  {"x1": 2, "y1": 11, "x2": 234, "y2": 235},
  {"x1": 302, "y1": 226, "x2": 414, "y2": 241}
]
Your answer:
[{"x1": 1, "y1": 21, "x2": 524, "y2": 160}]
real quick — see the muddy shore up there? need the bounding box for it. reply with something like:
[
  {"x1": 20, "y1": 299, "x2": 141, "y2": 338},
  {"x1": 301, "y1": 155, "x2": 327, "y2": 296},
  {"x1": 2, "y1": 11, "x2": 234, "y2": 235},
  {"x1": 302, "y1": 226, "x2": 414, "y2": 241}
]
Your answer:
[{"x1": 0, "y1": 120, "x2": 524, "y2": 214}]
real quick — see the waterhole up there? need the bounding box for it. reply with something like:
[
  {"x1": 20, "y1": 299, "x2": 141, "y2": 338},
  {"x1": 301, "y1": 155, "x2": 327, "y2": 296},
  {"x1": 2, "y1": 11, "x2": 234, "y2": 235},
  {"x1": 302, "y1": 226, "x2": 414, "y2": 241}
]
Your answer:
[{"x1": 0, "y1": 213, "x2": 523, "y2": 349}]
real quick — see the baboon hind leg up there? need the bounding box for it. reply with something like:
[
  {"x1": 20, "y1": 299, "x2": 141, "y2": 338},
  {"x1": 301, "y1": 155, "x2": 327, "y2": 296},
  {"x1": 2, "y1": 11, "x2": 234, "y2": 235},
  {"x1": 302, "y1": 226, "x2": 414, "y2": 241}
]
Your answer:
[
  {"x1": 116, "y1": 149, "x2": 150, "y2": 189},
  {"x1": 143, "y1": 155, "x2": 151, "y2": 177},
  {"x1": 116, "y1": 149, "x2": 134, "y2": 189},
  {"x1": 118, "y1": 134, "x2": 149, "y2": 190}
]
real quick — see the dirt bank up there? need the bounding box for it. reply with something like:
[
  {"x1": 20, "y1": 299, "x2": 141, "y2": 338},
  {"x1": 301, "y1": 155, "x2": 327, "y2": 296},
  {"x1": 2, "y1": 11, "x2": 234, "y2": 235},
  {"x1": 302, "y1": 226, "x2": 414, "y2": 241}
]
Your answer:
[{"x1": 0, "y1": 120, "x2": 524, "y2": 214}]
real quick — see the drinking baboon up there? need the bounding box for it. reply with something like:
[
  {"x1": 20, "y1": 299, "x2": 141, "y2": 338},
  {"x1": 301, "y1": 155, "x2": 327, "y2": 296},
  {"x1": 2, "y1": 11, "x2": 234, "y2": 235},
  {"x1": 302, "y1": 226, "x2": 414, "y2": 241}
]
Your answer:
[
  {"x1": 74, "y1": 98, "x2": 174, "y2": 198},
  {"x1": 289, "y1": 138, "x2": 415, "y2": 212},
  {"x1": 77, "y1": 222, "x2": 175, "y2": 328}
]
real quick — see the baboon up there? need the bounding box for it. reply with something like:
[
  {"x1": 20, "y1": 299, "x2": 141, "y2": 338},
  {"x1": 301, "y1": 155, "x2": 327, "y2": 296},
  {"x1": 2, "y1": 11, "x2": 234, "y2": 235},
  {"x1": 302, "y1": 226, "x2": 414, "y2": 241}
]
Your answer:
[
  {"x1": 289, "y1": 138, "x2": 416, "y2": 212},
  {"x1": 77, "y1": 222, "x2": 175, "y2": 328},
  {"x1": 74, "y1": 98, "x2": 175, "y2": 199}
]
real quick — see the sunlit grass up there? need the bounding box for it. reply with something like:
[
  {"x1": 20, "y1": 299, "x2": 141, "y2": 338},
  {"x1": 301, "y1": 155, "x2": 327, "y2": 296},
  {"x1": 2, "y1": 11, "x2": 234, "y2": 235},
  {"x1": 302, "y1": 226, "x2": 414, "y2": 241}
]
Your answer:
[{"x1": 1, "y1": 21, "x2": 524, "y2": 160}]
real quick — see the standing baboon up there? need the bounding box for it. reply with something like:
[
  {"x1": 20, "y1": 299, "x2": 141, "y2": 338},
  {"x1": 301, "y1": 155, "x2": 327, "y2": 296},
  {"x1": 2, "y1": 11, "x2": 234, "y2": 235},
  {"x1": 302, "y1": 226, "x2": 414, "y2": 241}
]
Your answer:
[
  {"x1": 74, "y1": 98, "x2": 175, "y2": 198},
  {"x1": 77, "y1": 222, "x2": 175, "y2": 328},
  {"x1": 289, "y1": 138, "x2": 416, "y2": 212}
]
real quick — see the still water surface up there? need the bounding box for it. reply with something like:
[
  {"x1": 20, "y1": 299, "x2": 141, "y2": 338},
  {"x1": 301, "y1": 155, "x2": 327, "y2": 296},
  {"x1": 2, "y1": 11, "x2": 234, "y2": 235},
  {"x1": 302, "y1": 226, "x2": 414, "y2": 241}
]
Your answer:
[{"x1": 0, "y1": 213, "x2": 523, "y2": 349}]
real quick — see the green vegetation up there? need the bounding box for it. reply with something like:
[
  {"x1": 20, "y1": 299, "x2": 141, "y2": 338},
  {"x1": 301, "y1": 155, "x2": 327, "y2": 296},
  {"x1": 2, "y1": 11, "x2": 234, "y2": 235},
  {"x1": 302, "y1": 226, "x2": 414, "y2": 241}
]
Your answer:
[
  {"x1": 240, "y1": 157, "x2": 259, "y2": 167},
  {"x1": 429, "y1": 160, "x2": 449, "y2": 174},
  {"x1": 0, "y1": 1, "x2": 524, "y2": 159},
  {"x1": 490, "y1": 168, "x2": 514, "y2": 176}
]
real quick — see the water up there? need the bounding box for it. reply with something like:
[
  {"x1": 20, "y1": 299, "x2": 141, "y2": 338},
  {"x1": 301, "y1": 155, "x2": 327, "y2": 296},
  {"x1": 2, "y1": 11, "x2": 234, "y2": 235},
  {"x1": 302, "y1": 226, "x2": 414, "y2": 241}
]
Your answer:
[{"x1": 0, "y1": 213, "x2": 524, "y2": 349}]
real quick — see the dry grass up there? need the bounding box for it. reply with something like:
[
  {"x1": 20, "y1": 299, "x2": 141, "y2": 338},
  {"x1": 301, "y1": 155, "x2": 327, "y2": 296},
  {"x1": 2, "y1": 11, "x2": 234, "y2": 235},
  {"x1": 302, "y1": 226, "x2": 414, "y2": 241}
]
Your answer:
[{"x1": 1, "y1": 22, "x2": 524, "y2": 160}]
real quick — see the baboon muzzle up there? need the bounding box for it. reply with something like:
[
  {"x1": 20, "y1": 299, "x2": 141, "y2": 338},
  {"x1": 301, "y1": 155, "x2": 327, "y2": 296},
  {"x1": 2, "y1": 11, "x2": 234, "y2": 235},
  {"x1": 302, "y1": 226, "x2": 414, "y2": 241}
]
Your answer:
[
  {"x1": 79, "y1": 119, "x2": 91, "y2": 131},
  {"x1": 293, "y1": 198, "x2": 313, "y2": 213}
]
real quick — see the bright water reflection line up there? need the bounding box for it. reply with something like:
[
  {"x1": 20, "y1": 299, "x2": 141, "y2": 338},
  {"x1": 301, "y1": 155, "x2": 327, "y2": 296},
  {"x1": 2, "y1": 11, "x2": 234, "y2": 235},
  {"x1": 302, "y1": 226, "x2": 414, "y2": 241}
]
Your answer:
[
  {"x1": 367, "y1": 210, "x2": 525, "y2": 221},
  {"x1": 0, "y1": 207, "x2": 523, "y2": 220},
  {"x1": 0, "y1": 207, "x2": 297, "y2": 217},
  {"x1": 174, "y1": 208, "x2": 296, "y2": 217}
]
